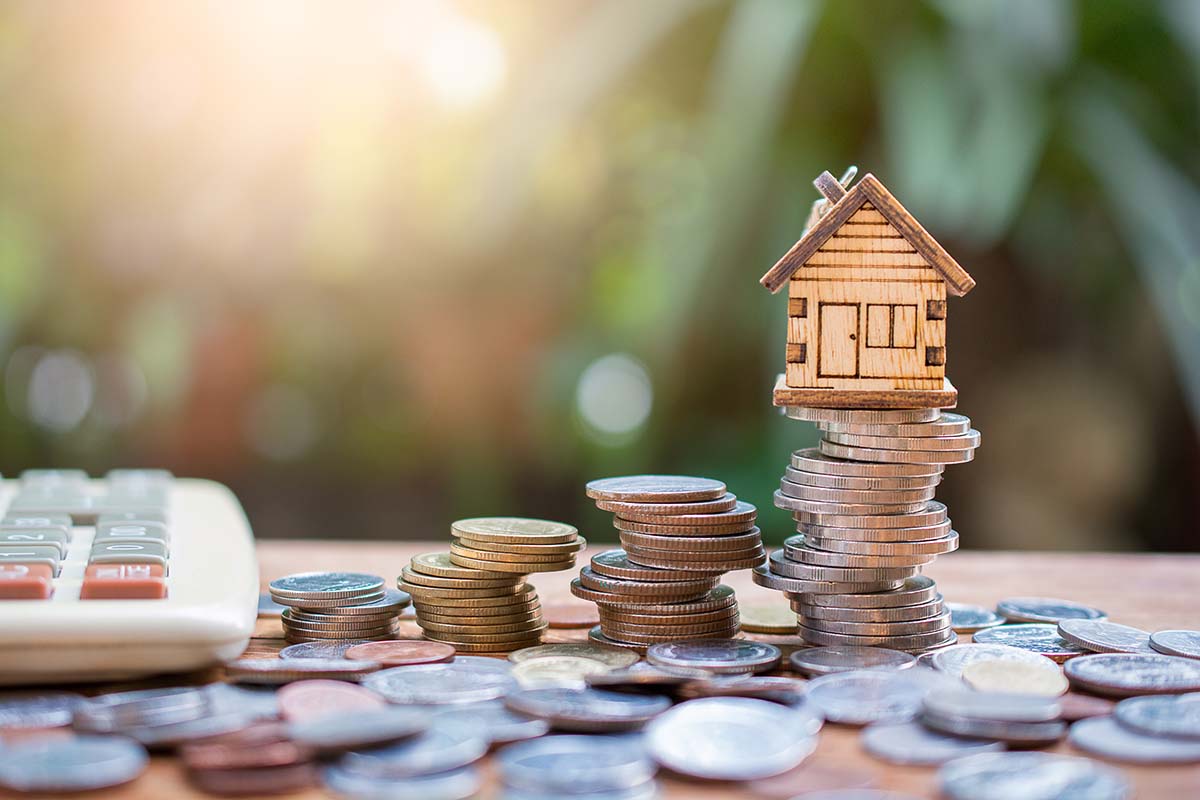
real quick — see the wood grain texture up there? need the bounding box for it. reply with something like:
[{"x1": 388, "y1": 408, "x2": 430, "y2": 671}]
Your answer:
[
  {"x1": 773, "y1": 373, "x2": 957, "y2": 408},
  {"x1": 32, "y1": 540, "x2": 1200, "y2": 800}
]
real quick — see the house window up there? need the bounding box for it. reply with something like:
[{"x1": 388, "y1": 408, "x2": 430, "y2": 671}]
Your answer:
[{"x1": 866, "y1": 304, "x2": 918, "y2": 349}]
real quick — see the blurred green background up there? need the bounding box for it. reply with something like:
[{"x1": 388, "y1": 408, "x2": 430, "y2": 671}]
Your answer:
[{"x1": 0, "y1": 0, "x2": 1196, "y2": 550}]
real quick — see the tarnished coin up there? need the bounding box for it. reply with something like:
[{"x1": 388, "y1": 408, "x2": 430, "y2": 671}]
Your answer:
[
  {"x1": 0, "y1": 691, "x2": 84, "y2": 730},
  {"x1": 590, "y1": 549, "x2": 706, "y2": 582},
  {"x1": 434, "y1": 700, "x2": 550, "y2": 744},
  {"x1": 450, "y1": 542, "x2": 574, "y2": 564},
  {"x1": 803, "y1": 576, "x2": 939, "y2": 610},
  {"x1": 409, "y1": 551, "x2": 513, "y2": 580},
  {"x1": 786, "y1": 408, "x2": 941, "y2": 424},
  {"x1": 344, "y1": 641, "x2": 456, "y2": 667},
  {"x1": 819, "y1": 439, "x2": 974, "y2": 465},
  {"x1": 509, "y1": 643, "x2": 640, "y2": 669},
  {"x1": 504, "y1": 688, "x2": 671, "y2": 732},
  {"x1": 225, "y1": 658, "x2": 380, "y2": 685},
  {"x1": 806, "y1": 669, "x2": 956, "y2": 726},
  {"x1": 1113, "y1": 693, "x2": 1200, "y2": 739},
  {"x1": 586, "y1": 475, "x2": 727, "y2": 503},
  {"x1": 789, "y1": 646, "x2": 916, "y2": 677},
  {"x1": 362, "y1": 662, "x2": 516, "y2": 705},
  {"x1": 571, "y1": 578, "x2": 710, "y2": 606},
  {"x1": 188, "y1": 763, "x2": 319, "y2": 795},
  {"x1": 450, "y1": 517, "x2": 579, "y2": 544},
  {"x1": 738, "y1": 604, "x2": 799, "y2": 634},
  {"x1": 938, "y1": 751, "x2": 1130, "y2": 800},
  {"x1": 181, "y1": 723, "x2": 311, "y2": 770},
  {"x1": 338, "y1": 722, "x2": 488, "y2": 778},
  {"x1": 1150, "y1": 630, "x2": 1200, "y2": 660},
  {"x1": 972, "y1": 624, "x2": 1089, "y2": 662},
  {"x1": 646, "y1": 697, "x2": 821, "y2": 780},
  {"x1": 862, "y1": 720, "x2": 1001, "y2": 765},
  {"x1": 961, "y1": 659, "x2": 1068, "y2": 697},
  {"x1": 948, "y1": 603, "x2": 1005, "y2": 633},
  {"x1": 996, "y1": 596, "x2": 1107, "y2": 624},
  {"x1": 1058, "y1": 619, "x2": 1154, "y2": 654},
  {"x1": 579, "y1": 566, "x2": 717, "y2": 597},
  {"x1": 449, "y1": 552, "x2": 573, "y2": 574},
  {"x1": 0, "y1": 735, "x2": 149, "y2": 792},
  {"x1": 1069, "y1": 715, "x2": 1200, "y2": 764},
  {"x1": 647, "y1": 639, "x2": 781, "y2": 674},
  {"x1": 324, "y1": 764, "x2": 481, "y2": 800},
  {"x1": 543, "y1": 604, "x2": 601, "y2": 629},
  {"x1": 269, "y1": 572, "x2": 385, "y2": 601},
  {"x1": 923, "y1": 688, "x2": 1061, "y2": 723},
  {"x1": 277, "y1": 679, "x2": 385, "y2": 721},
  {"x1": 287, "y1": 706, "x2": 426, "y2": 752},
  {"x1": 618, "y1": 501, "x2": 758, "y2": 528},
  {"x1": 930, "y1": 643, "x2": 1056, "y2": 677},
  {"x1": 1065, "y1": 653, "x2": 1200, "y2": 697},
  {"x1": 497, "y1": 734, "x2": 656, "y2": 794}
]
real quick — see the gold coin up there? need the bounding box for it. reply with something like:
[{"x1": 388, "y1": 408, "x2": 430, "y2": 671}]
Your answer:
[
  {"x1": 961, "y1": 659, "x2": 1068, "y2": 697},
  {"x1": 614, "y1": 518, "x2": 757, "y2": 536},
  {"x1": 401, "y1": 582, "x2": 530, "y2": 600},
  {"x1": 409, "y1": 552, "x2": 513, "y2": 580},
  {"x1": 422, "y1": 627, "x2": 548, "y2": 645},
  {"x1": 603, "y1": 617, "x2": 741, "y2": 637},
  {"x1": 587, "y1": 627, "x2": 649, "y2": 653},
  {"x1": 450, "y1": 517, "x2": 579, "y2": 545},
  {"x1": 569, "y1": 579, "x2": 711, "y2": 606},
  {"x1": 399, "y1": 566, "x2": 520, "y2": 590},
  {"x1": 737, "y1": 605, "x2": 799, "y2": 634},
  {"x1": 424, "y1": 638, "x2": 539, "y2": 653},
  {"x1": 620, "y1": 543, "x2": 766, "y2": 563},
  {"x1": 454, "y1": 535, "x2": 585, "y2": 556},
  {"x1": 617, "y1": 530, "x2": 763, "y2": 553},
  {"x1": 449, "y1": 553, "x2": 574, "y2": 573},
  {"x1": 419, "y1": 610, "x2": 543, "y2": 626},
  {"x1": 450, "y1": 542, "x2": 572, "y2": 564},
  {"x1": 411, "y1": 589, "x2": 537, "y2": 608},
  {"x1": 412, "y1": 599, "x2": 541, "y2": 616},
  {"x1": 601, "y1": 625, "x2": 738, "y2": 645},
  {"x1": 599, "y1": 606, "x2": 740, "y2": 627},
  {"x1": 417, "y1": 617, "x2": 547, "y2": 635}
]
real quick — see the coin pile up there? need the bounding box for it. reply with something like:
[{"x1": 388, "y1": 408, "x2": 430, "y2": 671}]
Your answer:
[
  {"x1": 269, "y1": 573, "x2": 409, "y2": 644},
  {"x1": 753, "y1": 407, "x2": 979, "y2": 653},
  {"x1": 572, "y1": 476, "x2": 765, "y2": 650},
  {"x1": 399, "y1": 518, "x2": 584, "y2": 653}
]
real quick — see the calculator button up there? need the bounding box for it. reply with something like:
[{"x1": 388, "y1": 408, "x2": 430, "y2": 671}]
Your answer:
[
  {"x1": 9, "y1": 486, "x2": 96, "y2": 523},
  {"x1": 0, "y1": 546, "x2": 61, "y2": 575},
  {"x1": 97, "y1": 510, "x2": 168, "y2": 526},
  {"x1": 106, "y1": 469, "x2": 173, "y2": 482},
  {"x1": 0, "y1": 529, "x2": 69, "y2": 556},
  {"x1": 0, "y1": 564, "x2": 54, "y2": 600},
  {"x1": 19, "y1": 469, "x2": 88, "y2": 485},
  {"x1": 94, "y1": 521, "x2": 169, "y2": 546},
  {"x1": 1, "y1": 514, "x2": 73, "y2": 538},
  {"x1": 81, "y1": 564, "x2": 166, "y2": 600},
  {"x1": 89, "y1": 540, "x2": 168, "y2": 568}
]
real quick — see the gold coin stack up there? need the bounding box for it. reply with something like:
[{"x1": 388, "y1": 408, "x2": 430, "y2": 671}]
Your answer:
[
  {"x1": 398, "y1": 518, "x2": 584, "y2": 653},
  {"x1": 753, "y1": 408, "x2": 980, "y2": 653},
  {"x1": 572, "y1": 475, "x2": 765, "y2": 651}
]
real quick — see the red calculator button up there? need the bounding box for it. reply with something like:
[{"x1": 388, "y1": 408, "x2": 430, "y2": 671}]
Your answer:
[
  {"x1": 81, "y1": 563, "x2": 167, "y2": 599},
  {"x1": 0, "y1": 564, "x2": 53, "y2": 599}
]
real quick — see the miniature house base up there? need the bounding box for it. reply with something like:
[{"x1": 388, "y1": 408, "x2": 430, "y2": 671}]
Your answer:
[{"x1": 772, "y1": 374, "x2": 957, "y2": 410}]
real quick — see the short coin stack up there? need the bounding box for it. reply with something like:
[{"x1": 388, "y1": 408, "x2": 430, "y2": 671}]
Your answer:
[
  {"x1": 269, "y1": 573, "x2": 409, "y2": 645},
  {"x1": 754, "y1": 408, "x2": 980, "y2": 653},
  {"x1": 399, "y1": 518, "x2": 584, "y2": 653},
  {"x1": 572, "y1": 475, "x2": 765, "y2": 651}
]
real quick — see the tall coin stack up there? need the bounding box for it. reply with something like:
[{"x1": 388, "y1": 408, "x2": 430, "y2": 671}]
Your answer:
[
  {"x1": 270, "y1": 572, "x2": 410, "y2": 644},
  {"x1": 572, "y1": 475, "x2": 765, "y2": 651},
  {"x1": 399, "y1": 518, "x2": 584, "y2": 653},
  {"x1": 753, "y1": 408, "x2": 980, "y2": 653}
]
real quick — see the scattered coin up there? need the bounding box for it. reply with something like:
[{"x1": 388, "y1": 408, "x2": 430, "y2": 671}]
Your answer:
[
  {"x1": 277, "y1": 679, "x2": 385, "y2": 721},
  {"x1": 323, "y1": 764, "x2": 481, "y2": 800},
  {"x1": 1057, "y1": 618, "x2": 1155, "y2": 654},
  {"x1": 338, "y1": 722, "x2": 488, "y2": 779},
  {"x1": 343, "y1": 640, "x2": 456, "y2": 667},
  {"x1": 947, "y1": 602, "x2": 1004, "y2": 633},
  {"x1": 451, "y1": 517, "x2": 580, "y2": 544},
  {"x1": 1069, "y1": 715, "x2": 1200, "y2": 764},
  {"x1": 586, "y1": 662, "x2": 715, "y2": 691},
  {"x1": 806, "y1": 669, "x2": 955, "y2": 726},
  {"x1": 938, "y1": 751, "x2": 1130, "y2": 800},
  {"x1": 224, "y1": 658, "x2": 380, "y2": 685},
  {"x1": 646, "y1": 697, "x2": 821, "y2": 780},
  {"x1": 0, "y1": 735, "x2": 149, "y2": 792},
  {"x1": 961, "y1": 659, "x2": 1069, "y2": 697},
  {"x1": 789, "y1": 646, "x2": 916, "y2": 677},
  {"x1": 675, "y1": 676, "x2": 808, "y2": 706},
  {"x1": 0, "y1": 691, "x2": 83, "y2": 729},
  {"x1": 921, "y1": 707, "x2": 1066, "y2": 746},
  {"x1": 269, "y1": 572, "x2": 385, "y2": 601},
  {"x1": 1065, "y1": 653, "x2": 1200, "y2": 697},
  {"x1": 585, "y1": 475, "x2": 728, "y2": 503},
  {"x1": 738, "y1": 604, "x2": 800, "y2": 634},
  {"x1": 361, "y1": 662, "x2": 516, "y2": 705},
  {"x1": 511, "y1": 656, "x2": 612, "y2": 688},
  {"x1": 647, "y1": 639, "x2": 781, "y2": 674},
  {"x1": 508, "y1": 643, "x2": 640, "y2": 669},
  {"x1": 996, "y1": 596, "x2": 1107, "y2": 624},
  {"x1": 279, "y1": 640, "x2": 373, "y2": 659},
  {"x1": 1149, "y1": 629, "x2": 1200, "y2": 660},
  {"x1": 1058, "y1": 691, "x2": 1117, "y2": 721},
  {"x1": 1112, "y1": 693, "x2": 1200, "y2": 739},
  {"x1": 504, "y1": 687, "x2": 671, "y2": 732},
  {"x1": 287, "y1": 706, "x2": 426, "y2": 752},
  {"x1": 972, "y1": 624, "x2": 1089, "y2": 662},
  {"x1": 496, "y1": 734, "x2": 657, "y2": 795},
  {"x1": 543, "y1": 603, "x2": 601, "y2": 629},
  {"x1": 923, "y1": 688, "x2": 1061, "y2": 723},
  {"x1": 434, "y1": 700, "x2": 550, "y2": 744},
  {"x1": 930, "y1": 643, "x2": 1056, "y2": 677},
  {"x1": 861, "y1": 720, "x2": 1002, "y2": 765}
]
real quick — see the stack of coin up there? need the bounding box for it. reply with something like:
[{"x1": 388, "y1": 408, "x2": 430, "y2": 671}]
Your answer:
[
  {"x1": 573, "y1": 475, "x2": 764, "y2": 650},
  {"x1": 754, "y1": 407, "x2": 980, "y2": 653},
  {"x1": 399, "y1": 518, "x2": 582, "y2": 653},
  {"x1": 269, "y1": 573, "x2": 409, "y2": 645}
]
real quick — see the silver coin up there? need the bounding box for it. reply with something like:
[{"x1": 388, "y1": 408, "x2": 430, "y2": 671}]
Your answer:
[
  {"x1": 504, "y1": 688, "x2": 671, "y2": 732},
  {"x1": 280, "y1": 640, "x2": 373, "y2": 659},
  {"x1": 339, "y1": 721, "x2": 488, "y2": 779},
  {"x1": 497, "y1": 734, "x2": 656, "y2": 794},
  {"x1": 325, "y1": 587, "x2": 411, "y2": 615},
  {"x1": 74, "y1": 687, "x2": 210, "y2": 732},
  {"x1": 362, "y1": 662, "x2": 517, "y2": 705},
  {"x1": 805, "y1": 669, "x2": 956, "y2": 726},
  {"x1": 324, "y1": 764, "x2": 481, "y2": 800},
  {"x1": 928, "y1": 643, "x2": 1052, "y2": 677},
  {"x1": 785, "y1": 793, "x2": 922, "y2": 800},
  {"x1": 646, "y1": 639, "x2": 781, "y2": 674},
  {"x1": 646, "y1": 697, "x2": 821, "y2": 780},
  {"x1": 434, "y1": 700, "x2": 550, "y2": 744},
  {"x1": 0, "y1": 690, "x2": 84, "y2": 729},
  {"x1": 923, "y1": 688, "x2": 1061, "y2": 723},
  {"x1": 938, "y1": 751, "x2": 1131, "y2": 800},
  {"x1": 802, "y1": 576, "x2": 938, "y2": 610},
  {"x1": 288, "y1": 706, "x2": 427, "y2": 751},
  {"x1": 861, "y1": 720, "x2": 1002, "y2": 765},
  {"x1": 204, "y1": 683, "x2": 280, "y2": 721},
  {"x1": 499, "y1": 783, "x2": 658, "y2": 800},
  {"x1": 269, "y1": 571, "x2": 385, "y2": 599},
  {"x1": 788, "y1": 447, "x2": 944, "y2": 479},
  {"x1": 789, "y1": 646, "x2": 916, "y2": 677},
  {"x1": 1069, "y1": 716, "x2": 1200, "y2": 764},
  {"x1": 1113, "y1": 693, "x2": 1200, "y2": 739},
  {"x1": 448, "y1": 655, "x2": 516, "y2": 672},
  {"x1": 1150, "y1": 629, "x2": 1200, "y2": 660},
  {"x1": 786, "y1": 408, "x2": 941, "y2": 425},
  {"x1": 0, "y1": 735, "x2": 148, "y2": 792},
  {"x1": 1057, "y1": 619, "x2": 1154, "y2": 654},
  {"x1": 921, "y1": 708, "x2": 1066, "y2": 746},
  {"x1": 818, "y1": 411, "x2": 973, "y2": 437},
  {"x1": 1065, "y1": 653, "x2": 1200, "y2": 697},
  {"x1": 972, "y1": 624, "x2": 1089, "y2": 661},
  {"x1": 996, "y1": 596, "x2": 1107, "y2": 624},
  {"x1": 120, "y1": 711, "x2": 256, "y2": 749},
  {"x1": 947, "y1": 603, "x2": 1005, "y2": 633}
]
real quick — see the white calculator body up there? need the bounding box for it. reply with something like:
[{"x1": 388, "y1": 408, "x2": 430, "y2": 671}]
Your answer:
[{"x1": 0, "y1": 471, "x2": 259, "y2": 684}]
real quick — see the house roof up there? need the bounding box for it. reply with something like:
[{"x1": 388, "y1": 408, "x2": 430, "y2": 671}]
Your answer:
[{"x1": 759, "y1": 173, "x2": 975, "y2": 296}]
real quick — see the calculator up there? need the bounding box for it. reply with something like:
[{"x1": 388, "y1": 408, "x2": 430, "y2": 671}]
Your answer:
[{"x1": 0, "y1": 470, "x2": 259, "y2": 684}]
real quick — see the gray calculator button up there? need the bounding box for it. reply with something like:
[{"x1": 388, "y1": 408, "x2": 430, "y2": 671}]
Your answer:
[
  {"x1": 89, "y1": 541, "x2": 168, "y2": 567},
  {"x1": 97, "y1": 510, "x2": 168, "y2": 525},
  {"x1": 106, "y1": 469, "x2": 173, "y2": 483},
  {"x1": 101, "y1": 488, "x2": 168, "y2": 509},
  {"x1": 2, "y1": 514, "x2": 73, "y2": 536},
  {"x1": 19, "y1": 469, "x2": 88, "y2": 485},
  {"x1": 0, "y1": 546, "x2": 61, "y2": 574},
  {"x1": 0, "y1": 529, "x2": 69, "y2": 556},
  {"x1": 94, "y1": 521, "x2": 169, "y2": 545}
]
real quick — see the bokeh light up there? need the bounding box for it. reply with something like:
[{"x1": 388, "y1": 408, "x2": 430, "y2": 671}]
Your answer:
[{"x1": 576, "y1": 354, "x2": 654, "y2": 441}]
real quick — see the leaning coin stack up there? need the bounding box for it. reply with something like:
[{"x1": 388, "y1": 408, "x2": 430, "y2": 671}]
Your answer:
[
  {"x1": 269, "y1": 573, "x2": 409, "y2": 644},
  {"x1": 399, "y1": 518, "x2": 584, "y2": 653},
  {"x1": 572, "y1": 475, "x2": 765, "y2": 651},
  {"x1": 754, "y1": 408, "x2": 980, "y2": 653}
]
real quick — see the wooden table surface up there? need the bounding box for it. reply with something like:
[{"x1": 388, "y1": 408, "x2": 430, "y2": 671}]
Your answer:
[{"x1": 12, "y1": 542, "x2": 1200, "y2": 799}]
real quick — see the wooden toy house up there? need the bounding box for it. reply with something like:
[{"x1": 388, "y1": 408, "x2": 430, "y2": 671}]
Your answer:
[{"x1": 760, "y1": 170, "x2": 975, "y2": 409}]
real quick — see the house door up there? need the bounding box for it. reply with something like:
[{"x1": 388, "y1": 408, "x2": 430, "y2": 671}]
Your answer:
[{"x1": 818, "y1": 303, "x2": 859, "y2": 378}]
